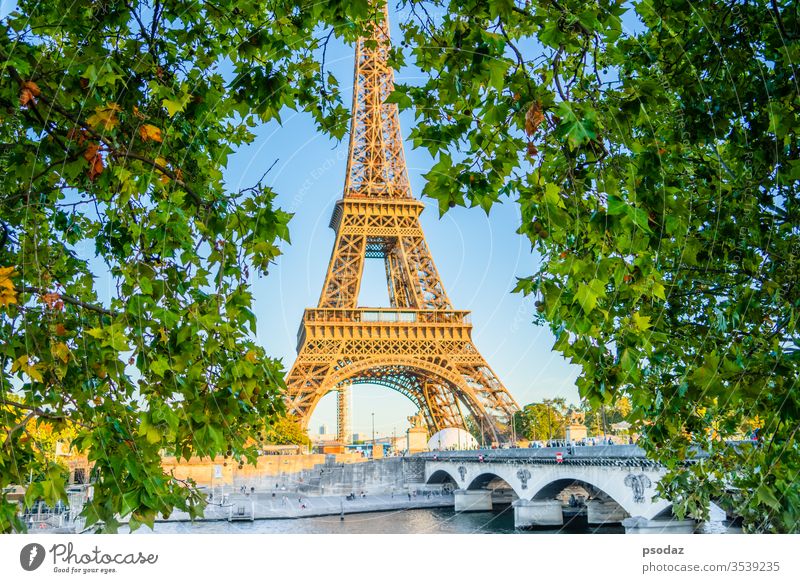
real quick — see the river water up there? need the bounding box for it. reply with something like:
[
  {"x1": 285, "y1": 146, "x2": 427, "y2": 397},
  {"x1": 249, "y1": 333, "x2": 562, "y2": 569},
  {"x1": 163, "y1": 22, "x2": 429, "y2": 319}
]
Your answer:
[{"x1": 136, "y1": 506, "x2": 625, "y2": 534}]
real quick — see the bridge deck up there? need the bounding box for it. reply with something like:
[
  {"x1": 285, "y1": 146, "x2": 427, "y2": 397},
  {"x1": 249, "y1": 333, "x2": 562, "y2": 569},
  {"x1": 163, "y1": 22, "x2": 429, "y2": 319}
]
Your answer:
[{"x1": 414, "y1": 445, "x2": 714, "y2": 467}]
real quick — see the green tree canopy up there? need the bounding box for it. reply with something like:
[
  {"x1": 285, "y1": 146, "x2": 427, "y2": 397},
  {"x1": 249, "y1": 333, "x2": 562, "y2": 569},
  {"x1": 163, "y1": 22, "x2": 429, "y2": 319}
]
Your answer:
[
  {"x1": 0, "y1": 0, "x2": 381, "y2": 533},
  {"x1": 262, "y1": 414, "x2": 311, "y2": 447},
  {"x1": 395, "y1": 0, "x2": 799, "y2": 532},
  {"x1": 514, "y1": 397, "x2": 568, "y2": 441}
]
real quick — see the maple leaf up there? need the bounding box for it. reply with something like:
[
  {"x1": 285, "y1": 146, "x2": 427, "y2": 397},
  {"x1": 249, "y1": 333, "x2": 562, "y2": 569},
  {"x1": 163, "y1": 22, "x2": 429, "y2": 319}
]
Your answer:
[
  {"x1": 0, "y1": 266, "x2": 16, "y2": 288},
  {"x1": 22, "y1": 80, "x2": 41, "y2": 96},
  {"x1": 139, "y1": 124, "x2": 163, "y2": 142},
  {"x1": 83, "y1": 143, "x2": 100, "y2": 162},
  {"x1": 87, "y1": 102, "x2": 121, "y2": 131},
  {"x1": 84, "y1": 144, "x2": 104, "y2": 180},
  {"x1": 52, "y1": 342, "x2": 70, "y2": 364},
  {"x1": 19, "y1": 80, "x2": 41, "y2": 107},
  {"x1": 525, "y1": 101, "x2": 545, "y2": 135},
  {"x1": 89, "y1": 156, "x2": 104, "y2": 180},
  {"x1": 67, "y1": 127, "x2": 88, "y2": 146},
  {"x1": 0, "y1": 289, "x2": 17, "y2": 307},
  {"x1": 11, "y1": 355, "x2": 44, "y2": 383},
  {"x1": 40, "y1": 292, "x2": 64, "y2": 311},
  {"x1": 0, "y1": 266, "x2": 17, "y2": 307},
  {"x1": 155, "y1": 156, "x2": 170, "y2": 184}
]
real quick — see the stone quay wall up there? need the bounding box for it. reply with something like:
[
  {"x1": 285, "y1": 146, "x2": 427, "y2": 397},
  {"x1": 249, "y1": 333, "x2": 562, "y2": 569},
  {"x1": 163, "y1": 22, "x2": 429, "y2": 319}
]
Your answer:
[{"x1": 162, "y1": 455, "x2": 428, "y2": 496}]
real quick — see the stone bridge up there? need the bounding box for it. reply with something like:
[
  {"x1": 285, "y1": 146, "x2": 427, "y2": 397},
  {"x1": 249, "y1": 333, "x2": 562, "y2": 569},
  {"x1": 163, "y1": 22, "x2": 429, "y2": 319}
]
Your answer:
[{"x1": 417, "y1": 446, "x2": 720, "y2": 533}]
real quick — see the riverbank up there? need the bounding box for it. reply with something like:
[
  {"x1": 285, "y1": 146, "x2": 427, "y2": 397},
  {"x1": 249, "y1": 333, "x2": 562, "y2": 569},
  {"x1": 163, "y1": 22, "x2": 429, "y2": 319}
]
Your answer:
[{"x1": 143, "y1": 492, "x2": 455, "y2": 524}]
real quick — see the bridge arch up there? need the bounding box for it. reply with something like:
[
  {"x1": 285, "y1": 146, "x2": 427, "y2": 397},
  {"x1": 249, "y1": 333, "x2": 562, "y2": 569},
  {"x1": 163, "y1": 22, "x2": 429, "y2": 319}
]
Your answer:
[
  {"x1": 426, "y1": 469, "x2": 459, "y2": 489},
  {"x1": 531, "y1": 478, "x2": 608, "y2": 501},
  {"x1": 524, "y1": 468, "x2": 671, "y2": 519},
  {"x1": 466, "y1": 472, "x2": 522, "y2": 501}
]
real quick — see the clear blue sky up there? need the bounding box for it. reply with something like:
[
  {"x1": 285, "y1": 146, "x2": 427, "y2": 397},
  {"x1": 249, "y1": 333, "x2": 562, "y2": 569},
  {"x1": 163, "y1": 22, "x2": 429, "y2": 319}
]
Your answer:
[{"x1": 222, "y1": 8, "x2": 584, "y2": 439}]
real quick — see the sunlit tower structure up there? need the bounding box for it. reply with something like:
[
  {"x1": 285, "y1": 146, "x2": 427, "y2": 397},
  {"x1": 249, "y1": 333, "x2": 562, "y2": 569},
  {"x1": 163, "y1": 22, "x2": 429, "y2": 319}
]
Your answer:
[
  {"x1": 284, "y1": 3, "x2": 519, "y2": 443},
  {"x1": 336, "y1": 385, "x2": 351, "y2": 444}
]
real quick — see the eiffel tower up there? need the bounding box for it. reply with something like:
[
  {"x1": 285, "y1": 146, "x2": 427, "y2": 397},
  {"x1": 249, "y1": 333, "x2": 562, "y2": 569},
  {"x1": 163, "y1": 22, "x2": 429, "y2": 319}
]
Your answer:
[{"x1": 284, "y1": 4, "x2": 519, "y2": 443}]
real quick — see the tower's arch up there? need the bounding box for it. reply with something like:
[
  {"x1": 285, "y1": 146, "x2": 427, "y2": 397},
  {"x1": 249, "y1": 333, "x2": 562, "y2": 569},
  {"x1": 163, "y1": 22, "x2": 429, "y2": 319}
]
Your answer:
[{"x1": 292, "y1": 356, "x2": 504, "y2": 439}]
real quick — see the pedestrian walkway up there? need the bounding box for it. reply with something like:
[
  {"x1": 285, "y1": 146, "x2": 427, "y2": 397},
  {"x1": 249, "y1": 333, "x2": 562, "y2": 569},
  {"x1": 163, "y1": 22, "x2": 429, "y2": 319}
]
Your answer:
[{"x1": 149, "y1": 491, "x2": 454, "y2": 524}]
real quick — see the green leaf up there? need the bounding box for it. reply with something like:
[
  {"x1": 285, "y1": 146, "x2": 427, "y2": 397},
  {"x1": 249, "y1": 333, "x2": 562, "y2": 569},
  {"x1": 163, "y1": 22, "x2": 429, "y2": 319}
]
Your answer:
[
  {"x1": 574, "y1": 279, "x2": 606, "y2": 314},
  {"x1": 162, "y1": 95, "x2": 191, "y2": 117},
  {"x1": 121, "y1": 489, "x2": 140, "y2": 517},
  {"x1": 150, "y1": 357, "x2": 171, "y2": 378},
  {"x1": 555, "y1": 102, "x2": 598, "y2": 148},
  {"x1": 385, "y1": 90, "x2": 412, "y2": 110},
  {"x1": 757, "y1": 484, "x2": 781, "y2": 511},
  {"x1": 606, "y1": 195, "x2": 628, "y2": 216},
  {"x1": 632, "y1": 312, "x2": 651, "y2": 331}
]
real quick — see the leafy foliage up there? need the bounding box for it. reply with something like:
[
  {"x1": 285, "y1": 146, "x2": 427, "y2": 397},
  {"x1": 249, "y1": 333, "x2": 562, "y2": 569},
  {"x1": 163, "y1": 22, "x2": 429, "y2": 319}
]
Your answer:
[
  {"x1": 396, "y1": 0, "x2": 799, "y2": 532},
  {"x1": 0, "y1": 0, "x2": 382, "y2": 532},
  {"x1": 513, "y1": 397, "x2": 631, "y2": 440},
  {"x1": 513, "y1": 398, "x2": 568, "y2": 441},
  {"x1": 262, "y1": 414, "x2": 311, "y2": 447}
]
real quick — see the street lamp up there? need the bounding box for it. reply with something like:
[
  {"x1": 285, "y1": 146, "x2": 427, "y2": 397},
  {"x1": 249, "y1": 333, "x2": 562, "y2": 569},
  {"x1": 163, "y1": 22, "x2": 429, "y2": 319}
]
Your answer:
[
  {"x1": 511, "y1": 413, "x2": 517, "y2": 446},
  {"x1": 371, "y1": 412, "x2": 375, "y2": 457}
]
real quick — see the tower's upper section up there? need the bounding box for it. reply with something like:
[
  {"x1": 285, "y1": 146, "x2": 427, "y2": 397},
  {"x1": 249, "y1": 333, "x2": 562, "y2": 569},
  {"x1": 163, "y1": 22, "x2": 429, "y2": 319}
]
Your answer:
[{"x1": 343, "y1": 3, "x2": 412, "y2": 199}]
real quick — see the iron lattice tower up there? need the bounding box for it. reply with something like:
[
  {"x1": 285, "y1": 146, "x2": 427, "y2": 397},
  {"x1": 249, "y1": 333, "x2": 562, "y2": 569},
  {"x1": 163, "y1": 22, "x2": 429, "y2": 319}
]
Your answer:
[
  {"x1": 336, "y1": 385, "x2": 351, "y2": 444},
  {"x1": 284, "y1": 4, "x2": 520, "y2": 443}
]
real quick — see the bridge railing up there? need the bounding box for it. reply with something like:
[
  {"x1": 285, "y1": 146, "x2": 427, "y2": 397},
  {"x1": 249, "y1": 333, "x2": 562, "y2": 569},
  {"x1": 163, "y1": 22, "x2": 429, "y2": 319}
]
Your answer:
[
  {"x1": 415, "y1": 442, "x2": 754, "y2": 465},
  {"x1": 417, "y1": 445, "x2": 651, "y2": 461}
]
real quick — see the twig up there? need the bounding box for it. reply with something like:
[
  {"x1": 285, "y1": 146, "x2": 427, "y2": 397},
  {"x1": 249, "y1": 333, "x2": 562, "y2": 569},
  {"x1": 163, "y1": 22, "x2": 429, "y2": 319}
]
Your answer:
[
  {"x1": 17, "y1": 285, "x2": 117, "y2": 316},
  {"x1": 553, "y1": 46, "x2": 568, "y2": 101},
  {"x1": 3, "y1": 411, "x2": 35, "y2": 447}
]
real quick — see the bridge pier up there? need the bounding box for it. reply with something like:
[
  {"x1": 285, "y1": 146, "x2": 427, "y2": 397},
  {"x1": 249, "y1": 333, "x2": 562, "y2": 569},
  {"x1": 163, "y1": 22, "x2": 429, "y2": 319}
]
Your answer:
[
  {"x1": 586, "y1": 499, "x2": 628, "y2": 524},
  {"x1": 454, "y1": 489, "x2": 493, "y2": 512},
  {"x1": 512, "y1": 499, "x2": 563, "y2": 528},
  {"x1": 622, "y1": 516, "x2": 697, "y2": 534}
]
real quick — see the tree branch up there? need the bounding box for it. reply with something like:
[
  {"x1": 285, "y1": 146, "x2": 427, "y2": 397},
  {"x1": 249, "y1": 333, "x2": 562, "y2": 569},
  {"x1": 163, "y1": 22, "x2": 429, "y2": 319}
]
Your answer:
[
  {"x1": 17, "y1": 286, "x2": 117, "y2": 316},
  {"x1": 3, "y1": 411, "x2": 35, "y2": 448}
]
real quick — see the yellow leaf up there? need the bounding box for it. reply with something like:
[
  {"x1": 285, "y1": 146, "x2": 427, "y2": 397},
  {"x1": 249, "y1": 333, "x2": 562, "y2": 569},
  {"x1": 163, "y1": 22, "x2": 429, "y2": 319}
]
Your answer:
[
  {"x1": 12, "y1": 355, "x2": 44, "y2": 382},
  {"x1": 87, "y1": 102, "x2": 121, "y2": 131},
  {"x1": 245, "y1": 350, "x2": 258, "y2": 364},
  {"x1": 651, "y1": 281, "x2": 666, "y2": 300},
  {"x1": 155, "y1": 157, "x2": 170, "y2": 184},
  {"x1": 0, "y1": 289, "x2": 18, "y2": 307},
  {"x1": 632, "y1": 312, "x2": 652, "y2": 331},
  {"x1": 52, "y1": 342, "x2": 70, "y2": 364},
  {"x1": 0, "y1": 265, "x2": 16, "y2": 288},
  {"x1": 138, "y1": 124, "x2": 162, "y2": 142},
  {"x1": 11, "y1": 355, "x2": 27, "y2": 373},
  {"x1": 0, "y1": 267, "x2": 18, "y2": 307}
]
